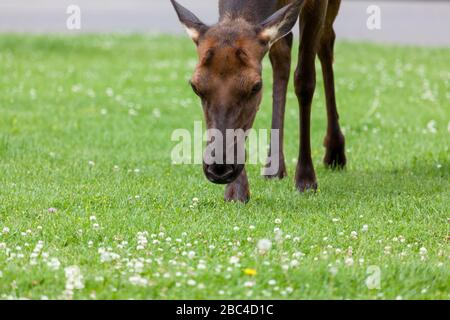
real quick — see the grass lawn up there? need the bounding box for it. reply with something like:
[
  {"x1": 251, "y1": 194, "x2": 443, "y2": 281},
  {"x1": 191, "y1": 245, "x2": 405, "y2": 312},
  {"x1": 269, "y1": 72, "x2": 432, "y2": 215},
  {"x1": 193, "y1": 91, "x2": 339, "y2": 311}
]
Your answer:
[{"x1": 0, "y1": 34, "x2": 448, "y2": 300}]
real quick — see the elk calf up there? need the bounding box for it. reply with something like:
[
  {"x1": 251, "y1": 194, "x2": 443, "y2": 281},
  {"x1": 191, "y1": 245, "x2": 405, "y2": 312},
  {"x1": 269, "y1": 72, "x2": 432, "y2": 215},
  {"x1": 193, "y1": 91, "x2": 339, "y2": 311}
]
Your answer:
[{"x1": 171, "y1": 0, "x2": 346, "y2": 202}]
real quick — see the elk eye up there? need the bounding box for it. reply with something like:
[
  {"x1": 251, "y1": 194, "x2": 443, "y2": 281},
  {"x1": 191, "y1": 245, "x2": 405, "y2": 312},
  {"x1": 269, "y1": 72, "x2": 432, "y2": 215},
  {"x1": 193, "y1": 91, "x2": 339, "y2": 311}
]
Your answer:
[{"x1": 251, "y1": 82, "x2": 263, "y2": 95}]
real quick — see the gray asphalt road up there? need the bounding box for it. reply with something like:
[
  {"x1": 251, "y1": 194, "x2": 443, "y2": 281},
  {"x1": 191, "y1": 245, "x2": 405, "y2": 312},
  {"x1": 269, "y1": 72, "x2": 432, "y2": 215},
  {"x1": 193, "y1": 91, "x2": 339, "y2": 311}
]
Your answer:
[{"x1": 0, "y1": 0, "x2": 449, "y2": 46}]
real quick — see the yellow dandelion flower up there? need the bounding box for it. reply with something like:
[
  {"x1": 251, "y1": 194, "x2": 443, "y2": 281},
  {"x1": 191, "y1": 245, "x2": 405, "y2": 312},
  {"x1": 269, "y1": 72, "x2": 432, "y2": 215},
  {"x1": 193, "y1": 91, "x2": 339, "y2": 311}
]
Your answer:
[{"x1": 244, "y1": 268, "x2": 257, "y2": 276}]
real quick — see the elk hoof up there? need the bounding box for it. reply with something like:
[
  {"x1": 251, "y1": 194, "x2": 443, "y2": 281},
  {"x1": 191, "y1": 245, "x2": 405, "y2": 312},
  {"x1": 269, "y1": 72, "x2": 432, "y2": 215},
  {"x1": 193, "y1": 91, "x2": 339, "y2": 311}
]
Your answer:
[
  {"x1": 295, "y1": 168, "x2": 317, "y2": 192},
  {"x1": 263, "y1": 160, "x2": 287, "y2": 179},
  {"x1": 224, "y1": 184, "x2": 250, "y2": 203},
  {"x1": 324, "y1": 147, "x2": 346, "y2": 169},
  {"x1": 324, "y1": 133, "x2": 346, "y2": 169},
  {"x1": 296, "y1": 179, "x2": 318, "y2": 192}
]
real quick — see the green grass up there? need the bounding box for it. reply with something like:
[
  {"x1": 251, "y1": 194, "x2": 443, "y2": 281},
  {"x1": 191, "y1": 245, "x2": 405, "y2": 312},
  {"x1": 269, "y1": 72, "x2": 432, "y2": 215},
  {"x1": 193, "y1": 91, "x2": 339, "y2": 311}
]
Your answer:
[{"x1": 0, "y1": 34, "x2": 448, "y2": 300}]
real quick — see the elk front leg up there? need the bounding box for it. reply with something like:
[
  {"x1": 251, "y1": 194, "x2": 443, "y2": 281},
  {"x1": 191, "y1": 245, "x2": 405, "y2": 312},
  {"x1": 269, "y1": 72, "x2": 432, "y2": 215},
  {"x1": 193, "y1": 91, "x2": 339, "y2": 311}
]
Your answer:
[
  {"x1": 225, "y1": 169, "x2": 250, "y2": 203},
  {"x1": 294, "y1": 1, "x2": 327, "y2": 192},
  {"x1": 264, "y1": 33, "x2": 293, "y2": 179},
  {"x1": 294, "y1": 61, "x2": 317, "y2": 192}
]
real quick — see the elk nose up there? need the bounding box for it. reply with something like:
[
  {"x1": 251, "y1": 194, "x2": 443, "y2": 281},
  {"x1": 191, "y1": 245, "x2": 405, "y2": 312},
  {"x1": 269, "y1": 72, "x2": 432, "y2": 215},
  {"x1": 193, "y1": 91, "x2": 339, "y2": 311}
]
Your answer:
[{"x1": 205, "y1": 163, "x2": 236, "y2": 184}]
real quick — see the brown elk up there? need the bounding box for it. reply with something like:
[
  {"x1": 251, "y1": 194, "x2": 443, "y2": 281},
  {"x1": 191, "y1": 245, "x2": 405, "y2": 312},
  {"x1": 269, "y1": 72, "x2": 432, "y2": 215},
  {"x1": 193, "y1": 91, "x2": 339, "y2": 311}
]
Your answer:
[{"x1": 170, "y1": 0, "x2": 346, "y2": 202}]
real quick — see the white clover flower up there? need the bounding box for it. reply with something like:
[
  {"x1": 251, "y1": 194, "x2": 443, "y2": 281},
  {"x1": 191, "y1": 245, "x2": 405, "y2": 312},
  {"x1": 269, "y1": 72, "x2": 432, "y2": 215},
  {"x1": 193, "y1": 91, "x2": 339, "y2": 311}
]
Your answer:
[
  {"x1": 63, "y1": 266, "x2": 84, "y2": 299},
  {"x1": 47, "y1": 257, "x2": 61, "y2": 270},
  {"x1": 187, "y1": 279, "x2": 197, "y2": 286},
  {"x1": 197, "y1": 263, "x2": 206, "y2": 270},
  {"x1": 187, "y1": 251, "x2": 196, "y2": 259},
  {"x1": 98, "y1": 248, "x2": 120, "y2": 263},
  {"x1": 291, "y1": 259, "x2": 300, "y2": 268},
  {"x1": 350, "y1": 231, "x2": 358, "y2": 239},
  {"x1": 229, "y1": 256, "x2": 240, "y2": 265},
  {"x1": 89, "y1": 216, "x2": 96, "y2": 222},
  {"x1": 130, "y1": 260, "x2": 144, "y2": 273},
  {"x1": 426, "y1": 120, "x2": 437, "y2": 134},
  {"x1": 362, "y1": 224, "x2": 369, "y2": 232},
  {"x1": 268, "y1": 279, "x2": 276, "y2": 286},
  {"x1": 233, "y1": 226, "x2": 240, "y2": 232},
  {"x1": 105, "y1": 87, "x2": 114, "y2": 96},
  {"x1": 274, "y1": 229, "x2": 283, "y2": 243},
  {"x1": 257, "y1": 239, "x2": 272, "y2": 254},
  {"x1": 244, "y1": 281, "x2": 255, "y2": 288},
  {"x1": 249, "y1": 225, "x2": 256, "y2": 230},
  {"x1": 329, "y1": 266, "x2": 338, "y2": 276},
  {"x1": 88, "y1": 160, "x2": 95, "y2": 167},
  {"x1": 345, "y1": 257, "x2": 354, "y2": 266},
  {"x1": 129, "y1": 275, "x2": 148, "y2": 287},
  {"x1": 197, "y1": 283, "x2": 205, "y2": 290},
  {"x1": 274, "y1": 218, "x2": 282, "y2": 224},
  {"x1": 293, "y1": 251, "x2": 305, "y2": 259},
  {"x1": 136, "y1": 232, "x2": 148, "y2": 249},
  {"x1": 153, "y1": 108, "x2": 161, "y2": 118}
]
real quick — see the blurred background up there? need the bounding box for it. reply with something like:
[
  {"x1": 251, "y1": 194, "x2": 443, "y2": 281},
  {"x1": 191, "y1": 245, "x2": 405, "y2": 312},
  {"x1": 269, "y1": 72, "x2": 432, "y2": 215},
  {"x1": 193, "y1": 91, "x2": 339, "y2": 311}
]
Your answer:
[{"x1": 0, "y1": 0, "x2": 449, "y2": 46}]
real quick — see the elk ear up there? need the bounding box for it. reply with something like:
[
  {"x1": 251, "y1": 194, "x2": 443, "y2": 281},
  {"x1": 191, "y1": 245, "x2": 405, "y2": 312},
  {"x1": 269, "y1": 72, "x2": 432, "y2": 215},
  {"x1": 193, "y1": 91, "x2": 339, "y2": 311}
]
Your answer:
[
  {"x1": 259, "y1": 0, "x2": 304, "y2": 47},
  {"x1": 170, "y1": 0, "x2": 208, "y2": 44}
]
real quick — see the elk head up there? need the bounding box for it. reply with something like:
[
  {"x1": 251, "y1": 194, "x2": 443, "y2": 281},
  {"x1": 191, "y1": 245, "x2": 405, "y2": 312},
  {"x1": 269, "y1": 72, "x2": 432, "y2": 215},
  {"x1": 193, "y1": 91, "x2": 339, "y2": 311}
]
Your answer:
[{"x1": 170, "y1": 0, "x2": 303, "y2": 184}]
